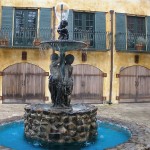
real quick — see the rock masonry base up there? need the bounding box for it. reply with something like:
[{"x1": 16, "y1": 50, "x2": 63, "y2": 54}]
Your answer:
[{"x1": 24, "y1": 103, "x2": 98, "y2": 143}]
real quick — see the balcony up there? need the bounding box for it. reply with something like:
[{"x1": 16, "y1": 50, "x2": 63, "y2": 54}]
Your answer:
[
  {"x1": 115, "y1": 33, "x2": 150, "y2": 53},
  {"x1": 0, "y1": 28, "x2": 111, "y2": 51},
  {"x1": 73, "y1": 30, "x2": 111, "y2": 51},
  {"x1": 0, "y1": 27, "x2": 51, "y2": 49}
]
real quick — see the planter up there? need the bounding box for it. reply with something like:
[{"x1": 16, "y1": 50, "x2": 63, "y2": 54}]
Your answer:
[
  {"x1": 0, "y1": 39, "x2": 9, "y2": 46},
  {"x1": 135, "y1": 44, "x2": 144, "y2": 51},
  {"x1": 33, "y1": 38, "x2": 41, "y2": 46}
]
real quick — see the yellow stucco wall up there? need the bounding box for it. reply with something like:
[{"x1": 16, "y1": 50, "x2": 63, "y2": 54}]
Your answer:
[
  {"x1": 1, "y1": 0, "x2": 150, "y2": 15},
  {"x1": 0, "y1": 0, "x2": 150, "y2": 104}
]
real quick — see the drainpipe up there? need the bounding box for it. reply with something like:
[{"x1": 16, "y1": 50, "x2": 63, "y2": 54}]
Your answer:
[
  {"x1": 109, "y1": 10, "x2": 114, "y2": 104},
  {"x1": 52, "y1": 7, "x2": 56, "y2": 53}
]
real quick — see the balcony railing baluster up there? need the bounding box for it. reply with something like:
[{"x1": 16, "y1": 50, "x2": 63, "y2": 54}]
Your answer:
[
  {"x1": 116, "y1": 32, "x2": 150, "y2": 52},
  {"x1": 0, "y1": 27, "x2": 110, "y2": 50},
  {"x1": 73, "y1": 30, "x2": 110, "y2": 50}
]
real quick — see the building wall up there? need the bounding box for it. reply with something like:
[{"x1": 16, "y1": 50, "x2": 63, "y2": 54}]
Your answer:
[{"x1": 0, "y1": 0, "x2": 150, "y2": 104}]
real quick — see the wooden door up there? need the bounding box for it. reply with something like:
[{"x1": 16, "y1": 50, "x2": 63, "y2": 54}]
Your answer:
[
  {"x1": 25, "y1": 64, "x2": 45, "y2": 103},
  {"x1": 2, "y1": 63, "x2": 24, "y2": 103},
  {"x1": 72, "y1": 64, "x2": 104, "y2": 104},
  {"x1": 2, "y1": 63, "x2": 45, "y2": 104},
  {"x1": 25, "y1": 63, "x2": 45, "y2": 103},
  {"x1": 137, "y1": 66, "x2": 150, "y2": 102},
  {"x1": 119, "y1": 66, "x2": 150, "y2": 103}
]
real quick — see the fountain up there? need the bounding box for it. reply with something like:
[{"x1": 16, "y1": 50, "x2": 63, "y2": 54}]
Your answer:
[{"x1": 24, "y1": 3, "x2": 97, "y2": 144}]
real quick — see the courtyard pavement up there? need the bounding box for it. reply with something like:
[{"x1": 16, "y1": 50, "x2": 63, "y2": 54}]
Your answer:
[
  {"x1": 0, "y1": 103, "x2": 149, "y2": 150},
  {"x1": 97, "y1": 103, "x2": 150, "y2": 128}
]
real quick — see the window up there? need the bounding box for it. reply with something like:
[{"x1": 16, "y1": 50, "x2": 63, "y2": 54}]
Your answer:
[
  {"x1": 127, "y1": 16, "x2": 146, "y2": 50},
  {"x1": 73, "y1": 12, "x2": 95, "y2": 47},
  {"x1": 14, "y1": 9, "x2": 38, "y2": 46},
  {"x1": 1, "y1": 7, "x2": 51, "y2": 48}
]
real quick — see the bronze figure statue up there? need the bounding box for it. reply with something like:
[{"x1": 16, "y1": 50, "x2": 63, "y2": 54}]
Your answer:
[
  {"x1": 49, "y1": 53, "x2": 60, "y2": 106},
  {"x1": 57, "y1": 20, "x2": 69, "y2": 40},
  {"x1": 48, "y1": 19, "x2": 75, "y2": 108},
  {"x1": 63, "y1": 54, "x2": 74, "y2": 106},
  {"x1": 49, "y1": 53, "x2": 74, "y2": 107}
]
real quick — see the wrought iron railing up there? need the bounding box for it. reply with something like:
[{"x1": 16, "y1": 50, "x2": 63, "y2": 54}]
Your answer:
[
  {"x1": 115, "y1": 33, "x2": 150, "y2": 52},
  {"x1": 0, "y1": 27, "x2": 12, "y2": 47},
  {"x1": 2, "y1": 27, "x2": 150, "y2": 52},
  {"x1": 73, "y1": 30, "x2": 111, "y2": 50},
  {"x1": 0, "y1": 27, "x2": 52, "y2": 48},
  {"x1": 0, "y1": 27, "x2": 111, "y2": 50}
]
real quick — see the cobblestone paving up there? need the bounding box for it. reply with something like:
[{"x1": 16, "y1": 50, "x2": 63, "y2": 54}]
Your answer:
[
  {"x1": 97, "y1": 103, "x2": 150, "y2": 128},
  {"x1": 0, "y1": 104, "x2": 25, "y2": 124}
]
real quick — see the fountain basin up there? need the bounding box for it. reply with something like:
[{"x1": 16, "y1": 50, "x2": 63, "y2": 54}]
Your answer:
[
  {"x1": 24, "y1": 103, "x2": 97, "y2": 143},
  {"x1": 0, "y1": 120, "x2": 131, "y2": 150},
  {"x1": 40, "y1": 40, "x2": 87, "y2": 52}
]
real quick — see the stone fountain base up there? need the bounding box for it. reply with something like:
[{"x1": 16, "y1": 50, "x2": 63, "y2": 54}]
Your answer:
[{"x1": 24, "y1": 104, "x2": 97, "y2": 143}]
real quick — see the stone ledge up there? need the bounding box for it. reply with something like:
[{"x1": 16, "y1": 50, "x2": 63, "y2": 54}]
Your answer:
[
  {"x1": 0, "y1": 116, "x2": 23, "y2": 125},
  {"x1": 0, "y1": 146, "x2": 11, "y2": 150}
]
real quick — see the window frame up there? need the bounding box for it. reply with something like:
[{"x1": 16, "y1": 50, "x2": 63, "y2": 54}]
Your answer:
[
  {"x1": 73, "y1": 12, "x2": 95, "y2": 48},
  {"x1": 13, "y1": 9, "x2": 38, "y2": 47},
  {"x1": 127, "y1": 15, "x2": 146, "y2": 50}
]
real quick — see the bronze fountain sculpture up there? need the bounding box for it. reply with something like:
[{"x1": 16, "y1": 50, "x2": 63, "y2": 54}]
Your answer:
[
  {"x1": 24, "y1": 3, "x2": 97, "y2": 144},
  {"x1": 49, "y1": 19, "x2": 74, "y2": 108}
]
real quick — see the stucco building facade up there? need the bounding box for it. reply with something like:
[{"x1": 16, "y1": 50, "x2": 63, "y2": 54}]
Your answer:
[{"x1": 0, "y1": 0, "x2": 150, "y2": 104}]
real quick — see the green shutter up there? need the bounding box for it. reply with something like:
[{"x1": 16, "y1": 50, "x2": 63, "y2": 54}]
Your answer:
[
  {"x1": 39, "y1": 8, "x2": 51, "y2": 41},
  {"x1": 67, "y1": 10, "x2": 73, "y2": 40},
  {"x1": 1, "y1": 6, "x2": 13, "y2": 46},
  {"x1": 147, "y1": 16, "x2": 150, "y2": 51},
  {"x1": 115, "y1": 13, "x2": 126, "y2": 50},
  {"x1": 95, "y1": 12, "x2": 106, "y2": 50}
]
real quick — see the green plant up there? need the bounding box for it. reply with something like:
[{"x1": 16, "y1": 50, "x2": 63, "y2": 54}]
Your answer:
[{"x1": 136, "y1": 37, "x2": 147, "y2": 45}]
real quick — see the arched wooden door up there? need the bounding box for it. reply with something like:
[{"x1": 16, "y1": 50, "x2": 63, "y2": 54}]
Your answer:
[
  {"x1": 2, "y1": 63, "x2": 46, "y2": 104},
  {"x1": 72, "y1": 64, "x2": 104, "y2": 104},
  {"x1": 119, "y1": 65, "x2": 150, "y2": 103}
]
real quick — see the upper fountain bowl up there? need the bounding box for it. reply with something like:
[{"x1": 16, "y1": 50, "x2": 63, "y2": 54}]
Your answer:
[{"x1": 40, "y1": 40, "x2": 87, "y2": 53}]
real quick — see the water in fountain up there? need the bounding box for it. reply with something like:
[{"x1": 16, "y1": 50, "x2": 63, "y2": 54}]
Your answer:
[{"x1": 0, "y1": 120, "x2": 131, "y2": 150}]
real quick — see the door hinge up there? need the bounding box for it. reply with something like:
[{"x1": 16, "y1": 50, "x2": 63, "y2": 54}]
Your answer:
[
  {"x1": 0, "y1": 72, "x2": 4, "y2": 76},
  {"x1": 44, "y1": 72, "x2": 49, "y2": 76},
  {"x1": 44, "y1": 96, "x2": 49, "y2": 101},
  {"x1": 116, "y1": 96, "x2": 120, "y2": 100},
  {"x1": 116, "y1": 74, "x2": 120, "y2": 78},
  {"x1": 103, "y1": 73, "x2": 107, "y2": 77},
  {"x1": 102, "y1": 96, "x2": 106, "y2": 101},
  {"x1": 0, "y1": 96, "x2": 3, "y2": 100}
]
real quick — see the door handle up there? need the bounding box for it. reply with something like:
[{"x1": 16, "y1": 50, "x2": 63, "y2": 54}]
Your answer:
[
  {"x1": 135, "y1": 81, "x2": 139, "y2": 87},
  {"x1": 21, "y1": 80, "x2": 25, "y2": 86},
  {"x1": 81, "y1": 81, "x2": 85, "y2": 87}
]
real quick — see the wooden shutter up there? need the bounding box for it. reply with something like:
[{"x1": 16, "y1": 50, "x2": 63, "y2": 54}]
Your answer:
[
  {"x1": 95, "y1": 12, "x2": 106, "y2": 50},
  {"x1": 67, "y1": 10, "x2": 73, "y2": 40},
  {"x1": 1, "y1": 6, "x2": 13, "y2": 46},
  {"x1": 115, "y1": 13, "x2": 126, "y2": 50},
  {"x1": 39, "y1": 8, "x2": 51, "y2": 41},
  {"x1": 147, "y1": 16, "x2": 150, "y2": 51}
]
